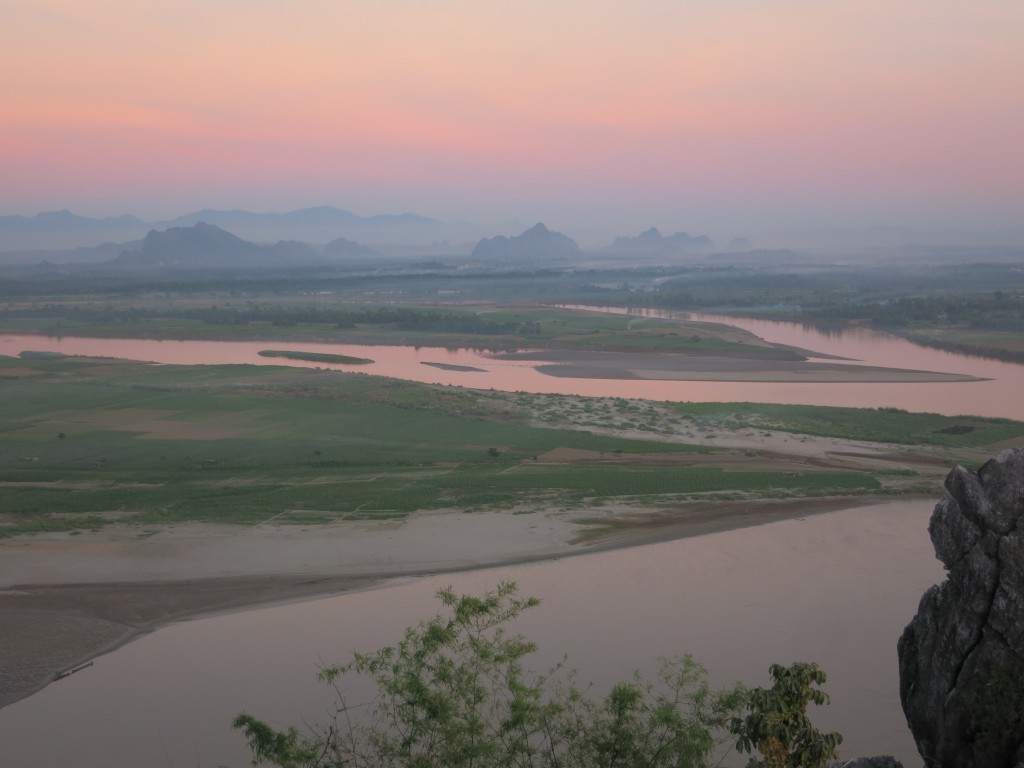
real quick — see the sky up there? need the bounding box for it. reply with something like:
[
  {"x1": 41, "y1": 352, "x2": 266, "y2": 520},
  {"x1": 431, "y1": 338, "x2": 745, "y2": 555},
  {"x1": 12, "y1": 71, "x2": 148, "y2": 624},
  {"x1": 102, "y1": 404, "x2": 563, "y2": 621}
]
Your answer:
[{"x1": 2, "y1": 1, "x2": 1023, "y2": 236}]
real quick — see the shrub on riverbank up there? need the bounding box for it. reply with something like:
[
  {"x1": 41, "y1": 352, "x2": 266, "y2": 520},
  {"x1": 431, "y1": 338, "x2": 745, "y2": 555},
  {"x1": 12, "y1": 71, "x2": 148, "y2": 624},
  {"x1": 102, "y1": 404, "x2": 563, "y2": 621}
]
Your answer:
[{"x1": 236, "y1": 583, "x2": 844, "y2": 768}]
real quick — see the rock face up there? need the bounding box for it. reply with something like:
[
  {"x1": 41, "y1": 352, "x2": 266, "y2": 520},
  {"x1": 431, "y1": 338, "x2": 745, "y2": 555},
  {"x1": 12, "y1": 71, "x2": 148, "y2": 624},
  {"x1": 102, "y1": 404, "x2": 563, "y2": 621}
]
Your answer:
[
  {"x1": 829, "y1": 758, "x2": 903, "y2": 768},
  {"x1": 898, "y1": 448, "x2": 1024, "y2": 767}
]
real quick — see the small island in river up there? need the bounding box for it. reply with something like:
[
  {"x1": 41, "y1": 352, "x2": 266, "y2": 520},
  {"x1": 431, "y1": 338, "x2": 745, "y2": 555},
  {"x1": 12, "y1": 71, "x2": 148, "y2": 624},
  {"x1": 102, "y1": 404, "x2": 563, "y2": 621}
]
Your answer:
[
  {"x1": 258, "y1": 350, "x2": 373, "y2": 365},
  {"x1": 420, "y1": 361, "x2": 487, "y2": 372}
]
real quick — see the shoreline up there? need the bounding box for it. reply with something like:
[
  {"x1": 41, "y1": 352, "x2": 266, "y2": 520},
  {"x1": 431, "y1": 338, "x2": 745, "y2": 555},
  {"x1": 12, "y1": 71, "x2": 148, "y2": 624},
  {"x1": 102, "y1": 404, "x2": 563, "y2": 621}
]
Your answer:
[{"x1": 0, "y1": 495, "x2": 898, "y2": 711}]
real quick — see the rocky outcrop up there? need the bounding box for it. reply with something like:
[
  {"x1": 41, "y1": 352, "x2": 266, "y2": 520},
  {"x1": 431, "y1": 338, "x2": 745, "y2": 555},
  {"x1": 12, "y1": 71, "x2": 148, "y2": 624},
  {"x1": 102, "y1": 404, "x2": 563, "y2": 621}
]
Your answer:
[
  {"x1": 829, "y1": 758, "x2": 903, "y2": 768},
  {"x1": 898, "y1": 448, "x2": 1024, "y2": 767}
]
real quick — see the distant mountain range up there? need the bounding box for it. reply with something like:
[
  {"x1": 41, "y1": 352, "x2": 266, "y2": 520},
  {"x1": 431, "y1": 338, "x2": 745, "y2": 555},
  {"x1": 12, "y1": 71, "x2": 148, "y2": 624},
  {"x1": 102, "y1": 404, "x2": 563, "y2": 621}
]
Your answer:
[
  {"x1": 0, "y1": 206, "x2": 447, "y2": 251},
  {"x1": 471, "y1": 223, "x2": 580, "y2": 261},
  {"x1": 153, "y1": 206, "x2": 439, "y2": 232},
  {"x1": 0, "y1": 210, "x2": 146, "y2": 232},
  {"x1": 323, "y1": 236, "x2": 379, "y2": 258},
  {"x1": 609, "y1": 227, "x2": 714, "y2": 253},
  {"x1": 113, "y1": 222, "x2": 327, "y2": 268},
  {"x1": 7, "y1": 206, "x2": 1021, "y2": 261},
  {"x1": 110, "y1": 222, "x2": 584, "y2": 270}
]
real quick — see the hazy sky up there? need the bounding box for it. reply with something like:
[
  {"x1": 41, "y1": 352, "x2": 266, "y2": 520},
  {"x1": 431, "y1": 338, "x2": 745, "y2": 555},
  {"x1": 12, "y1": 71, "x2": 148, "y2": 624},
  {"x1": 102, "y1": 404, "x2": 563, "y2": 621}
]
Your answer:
[{"x1": 3, "y1": 1, "x2": 1022, "y2": 234}]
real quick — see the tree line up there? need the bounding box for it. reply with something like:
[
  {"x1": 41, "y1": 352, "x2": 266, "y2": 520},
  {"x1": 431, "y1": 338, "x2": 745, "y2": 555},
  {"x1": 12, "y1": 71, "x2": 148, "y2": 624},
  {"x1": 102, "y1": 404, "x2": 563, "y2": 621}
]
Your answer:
[{"x1": 0, "y1": 304, "x2": 542, "y2": 336}]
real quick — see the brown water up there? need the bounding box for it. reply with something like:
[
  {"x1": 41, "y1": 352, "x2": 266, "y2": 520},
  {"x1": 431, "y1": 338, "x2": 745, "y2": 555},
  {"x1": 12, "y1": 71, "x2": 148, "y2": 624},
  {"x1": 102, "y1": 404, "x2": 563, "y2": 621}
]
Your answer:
[
  {"x1": 0, "y1": 500, "x2": 943, "y2": 767},
  {"x1": 3, "y1": 307, "x2": 1023, "y2": 418}
]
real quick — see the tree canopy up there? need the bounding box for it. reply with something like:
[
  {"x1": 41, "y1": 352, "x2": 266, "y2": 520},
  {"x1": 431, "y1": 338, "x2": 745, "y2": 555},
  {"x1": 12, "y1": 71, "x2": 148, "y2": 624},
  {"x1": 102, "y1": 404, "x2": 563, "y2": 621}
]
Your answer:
[{"x1": 234, "y1": 582, "x2": 840, "y2": 768}]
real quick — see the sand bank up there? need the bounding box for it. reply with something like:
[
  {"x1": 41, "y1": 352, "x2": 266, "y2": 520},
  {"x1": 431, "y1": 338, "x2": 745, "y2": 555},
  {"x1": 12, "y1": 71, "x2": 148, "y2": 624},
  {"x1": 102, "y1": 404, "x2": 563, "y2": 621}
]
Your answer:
[
  {"x1": 0, "y1": 496, "x2": 881, "y2": 710},
  {"x1": 516, "y1": 350, "x2": 981, "y2": 383}
]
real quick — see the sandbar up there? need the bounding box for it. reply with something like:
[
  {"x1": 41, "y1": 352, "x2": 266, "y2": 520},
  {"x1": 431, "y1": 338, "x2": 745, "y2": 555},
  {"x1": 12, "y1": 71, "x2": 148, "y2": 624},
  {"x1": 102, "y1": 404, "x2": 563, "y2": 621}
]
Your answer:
[
  {"x1": 421, "y1": 361, "x2": 487, "y2": 372},
  {"x1": 503, "y1": 350, "x2": 981, "y2": 383}
]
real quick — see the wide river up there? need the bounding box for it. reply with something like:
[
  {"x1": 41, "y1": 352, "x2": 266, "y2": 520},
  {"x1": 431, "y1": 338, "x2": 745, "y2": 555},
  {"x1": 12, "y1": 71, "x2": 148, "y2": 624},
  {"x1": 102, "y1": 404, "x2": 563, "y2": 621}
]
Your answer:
[
  {"x1": 2, "y1": 308, "x2": 1024, "y2": 418},
  {"x1": 1, "y1": 311, "x2": 1014, "y2": 765},
  {"x1": 0, "y1": 500, "x2": 943, "y2": 767}
]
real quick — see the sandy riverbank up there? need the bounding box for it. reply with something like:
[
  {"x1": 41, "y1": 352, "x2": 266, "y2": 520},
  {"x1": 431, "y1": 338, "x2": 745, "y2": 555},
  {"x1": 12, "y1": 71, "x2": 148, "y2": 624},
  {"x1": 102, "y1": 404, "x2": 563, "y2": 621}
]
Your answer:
[
  {"x1": 0, "y1": 496, "x2": 881, "y2": 710},
  {"x1": 503, "y1": 349, "x2": 982, "y2": 383}
]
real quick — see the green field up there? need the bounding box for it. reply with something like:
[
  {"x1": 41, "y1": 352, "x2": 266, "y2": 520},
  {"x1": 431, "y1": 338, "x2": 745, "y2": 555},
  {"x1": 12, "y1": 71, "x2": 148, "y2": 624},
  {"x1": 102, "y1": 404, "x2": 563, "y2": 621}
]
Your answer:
[
  {"x1": 0, "y1": 463, "x2": 879, "y2": 533},
  {"x1": 3, "y1": 242, "x2": 1022, "y2": 548},
  {"x1": 664, "y1": 402, "x2": 1024, "y2": 447},
  {"x1": 0, "y1": 355, "x2": 954, "y2": 538},
  {"x1": 504, "y1": 393, "x2": 1024, "y2": 448}
]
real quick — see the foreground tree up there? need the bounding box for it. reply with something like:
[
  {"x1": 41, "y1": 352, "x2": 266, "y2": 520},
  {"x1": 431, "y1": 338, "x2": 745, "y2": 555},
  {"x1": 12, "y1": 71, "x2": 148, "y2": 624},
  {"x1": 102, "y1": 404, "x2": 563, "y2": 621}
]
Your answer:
[
  {"x1": 730, "y1": 662, "x2": 842, "y2": 768},
  {"x1": 234, "y1": 581, "x2": 748, "y2": 768}
]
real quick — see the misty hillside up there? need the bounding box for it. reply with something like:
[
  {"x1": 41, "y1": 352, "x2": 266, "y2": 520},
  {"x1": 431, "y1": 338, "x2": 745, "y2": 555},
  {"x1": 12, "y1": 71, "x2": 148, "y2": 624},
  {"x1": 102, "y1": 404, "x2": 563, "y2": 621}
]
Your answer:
[
  {"x1": 156, "y1": 206, "x2": 439, "y2": 233},
  {"x1": 0, "y1": 210, "x2": 145, "y2": 232},
  {"x1": 0, "y1": 205, "x2": 507, "y2": 250},
  {"x1": 609, "y1": 227, "x2": 714, "y2": 254},
  {"x1": 113, "y1": 223, "x2": 323, "y2": 268},
  {"x1": 471, "y1": 223, "x2": 580, "y2": 261},
  {"x1": 6, "y1": 206, "x2": 1024, "y2": 264},
  {"x1": 323, "y1": 236, "x2": 379, "y2": 258},
  {"x1": 0, "y1": 211, "x2": 151, "y2": 251}
]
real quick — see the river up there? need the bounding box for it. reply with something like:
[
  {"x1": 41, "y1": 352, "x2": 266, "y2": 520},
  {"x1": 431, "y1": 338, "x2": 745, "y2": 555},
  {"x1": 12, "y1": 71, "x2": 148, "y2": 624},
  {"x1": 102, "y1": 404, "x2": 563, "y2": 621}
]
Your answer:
[
  {"x1": 0, "y1": 499, "x2": 943, "y2": 767},
  {"x1": 0, "y1": 311, "x2": 1007, "y2": 765},
  {"x1": 2, "y1": 308, "x2": 1024, "y2": 418}
]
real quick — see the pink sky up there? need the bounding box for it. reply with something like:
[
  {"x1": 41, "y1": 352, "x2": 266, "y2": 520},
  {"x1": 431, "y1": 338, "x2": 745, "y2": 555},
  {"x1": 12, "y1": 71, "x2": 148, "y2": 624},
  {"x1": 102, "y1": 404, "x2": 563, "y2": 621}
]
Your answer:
[{"x1": 2, "y1": 1, "x2": 1022, "y2": 234}]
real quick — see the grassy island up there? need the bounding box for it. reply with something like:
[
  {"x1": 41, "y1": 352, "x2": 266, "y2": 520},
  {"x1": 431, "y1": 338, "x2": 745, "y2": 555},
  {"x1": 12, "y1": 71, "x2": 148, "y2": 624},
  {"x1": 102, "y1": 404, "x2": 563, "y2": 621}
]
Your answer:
[{"x1": 257, "y1": 349, "x2": 373, "y2": 365}]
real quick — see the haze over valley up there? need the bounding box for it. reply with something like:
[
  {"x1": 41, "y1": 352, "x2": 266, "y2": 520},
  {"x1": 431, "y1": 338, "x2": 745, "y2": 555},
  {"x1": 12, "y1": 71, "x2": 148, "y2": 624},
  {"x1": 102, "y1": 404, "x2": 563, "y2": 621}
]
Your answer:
[{"x1": 2, "y1": 2, "x2": 1023, "y2": 766}]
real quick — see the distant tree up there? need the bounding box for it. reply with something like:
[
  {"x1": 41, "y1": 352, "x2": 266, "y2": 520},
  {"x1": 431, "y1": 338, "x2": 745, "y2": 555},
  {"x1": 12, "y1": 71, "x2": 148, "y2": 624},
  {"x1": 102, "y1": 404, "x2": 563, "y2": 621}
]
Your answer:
[
  {"x1": 234, "y1": 582, "x2": 748, "y2": 768},
  {"x1": 57, "y1": 432, "x2": 66, "y2": 440}
]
